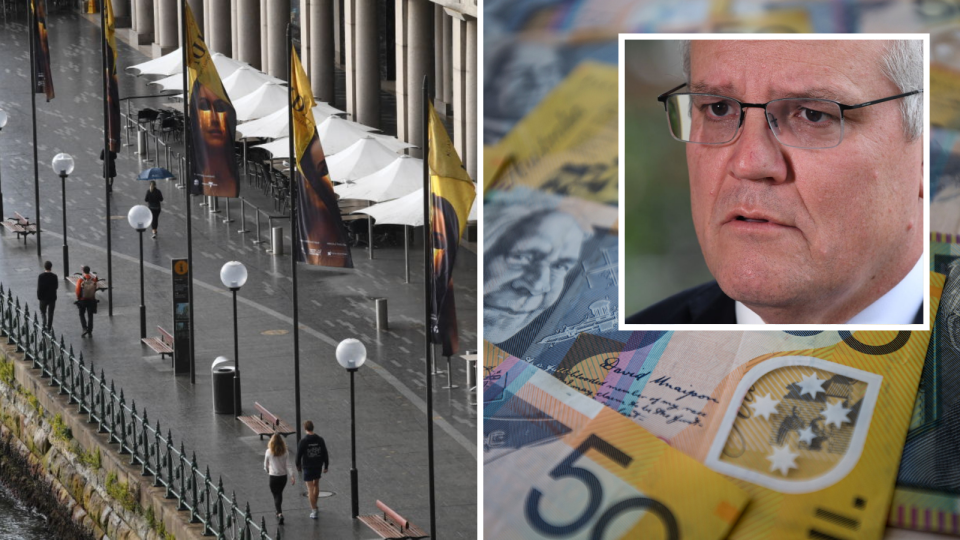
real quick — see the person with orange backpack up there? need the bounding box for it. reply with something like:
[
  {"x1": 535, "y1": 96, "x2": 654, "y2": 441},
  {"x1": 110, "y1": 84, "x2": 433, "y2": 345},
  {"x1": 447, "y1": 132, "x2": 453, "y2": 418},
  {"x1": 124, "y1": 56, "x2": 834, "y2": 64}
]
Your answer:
[{"x1": 75, "y1": 266, "x2": 98, "y2": 337}]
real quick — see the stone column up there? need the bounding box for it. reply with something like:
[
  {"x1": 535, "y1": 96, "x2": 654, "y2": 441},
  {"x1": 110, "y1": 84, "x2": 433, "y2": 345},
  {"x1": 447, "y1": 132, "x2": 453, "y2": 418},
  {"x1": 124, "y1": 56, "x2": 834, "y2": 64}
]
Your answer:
[
  {"x1": 208, "y1": 0, "x2": 231, "y2": 54},
  {"x1": 442, "y1": 12, "x2": 452, "y2": 111},
  {"x1": 451, "y1": 15, "x2": 467, "y2": 164},
  {"x1": 153, "y1": 0, "x2": 160, "y2": 44},
  {"x1": 188, "y1": 0, "x2": 203, "y2": 37},
  {"x1": 433, "y1": 4, "x2": 445, "y2": 114},
  {"x1": 232, "y1": 0, "x2": 239, "y2": 58},
  {"x1": 310, "y1": 0, "x2": 334, "y2": 102},
  {"x1": 333, "y1": 0, "x2": 342, "y2": 66},
  {"x1": 113, "y1": 0, "x2": 131, "y2": 29},
  {"x1": 347, "y1": 0, "x2": 379, "y2": 127},
  {"x1": 203, "y1": 0, "x2": 211, "y2": 39},
  {"x1": 465, "y1": 16, "x2": 476, "y2": 179},
  {"x1": 404, "y1": 0, "x2": 432, "y2": 151},
  {"x1": 237, "y1": 0, "x2": 261, "y2": 68},
  {"x1": 267, "y1": 0, "x2": 290, "y2": 80},
  {"x1": 129, "y1": 0, "x2": 153, "y2": 46},
  {"x1": 260, "y1": 0, "x2": 270, "y2": 74},
  {"x1": 153, "y1": 0, "x2": 177, "y2": 57}
]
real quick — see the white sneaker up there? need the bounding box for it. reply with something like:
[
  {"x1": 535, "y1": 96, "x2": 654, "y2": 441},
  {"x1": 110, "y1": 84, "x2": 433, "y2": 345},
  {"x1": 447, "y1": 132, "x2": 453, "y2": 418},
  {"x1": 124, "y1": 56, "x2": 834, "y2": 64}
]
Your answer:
[{"x1": 309, "y1": 510, "x2": 317, "y2": 519}]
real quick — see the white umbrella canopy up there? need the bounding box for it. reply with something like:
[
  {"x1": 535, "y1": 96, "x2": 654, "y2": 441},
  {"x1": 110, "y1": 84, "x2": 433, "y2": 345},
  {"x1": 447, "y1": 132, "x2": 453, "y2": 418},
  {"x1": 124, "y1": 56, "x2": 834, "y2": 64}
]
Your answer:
[
  {"x1": 127, "y1": 49, "x2": 248, "y2": 79},
  {"x1": 147, "y1": 73, "x2": 184, "y2": 92},
  {"x1": 236, "y1": 103, "x2": 346, "y2": 140},
  {"x1": 316, "y1": 116, "x2": 413, "y2": 155},
  {"x1": 223, "y1": 66, "x2": 284, "y2": 101},
  {"x1": 251, "y1": 137, "x2": 290, "y2": 159},
  {"x1": 353, "y1": 188, "x2": 424, "y2": 227},
  {"x1": 233, "y1": 82, "x2": 288, "y2": 121},
  {"x1": 326, "y1": 137, "x2": 399, "y2": 183},
  {"x1": 127, "y1": 48, "x2": 181, "y2": 76},
  {"x1": 334, "y1": 155, "x2": 422, "y2": 201}
]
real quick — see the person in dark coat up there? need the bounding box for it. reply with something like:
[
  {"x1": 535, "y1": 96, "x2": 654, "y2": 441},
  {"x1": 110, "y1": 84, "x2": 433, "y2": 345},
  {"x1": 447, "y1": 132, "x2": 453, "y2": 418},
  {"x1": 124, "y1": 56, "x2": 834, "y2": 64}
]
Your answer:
[
  {"x1": 145, "y1": 180, "x2": 164, "y2": 238},
  {"x1": 296, "y1": 420, "x2": 329, "y2": 519},
  {"x1": 36, "y1": 260, "x2": 58, "y2": 330},
  {"x1": 99, "y1": 148, "x2": 117, "y2": 193}
]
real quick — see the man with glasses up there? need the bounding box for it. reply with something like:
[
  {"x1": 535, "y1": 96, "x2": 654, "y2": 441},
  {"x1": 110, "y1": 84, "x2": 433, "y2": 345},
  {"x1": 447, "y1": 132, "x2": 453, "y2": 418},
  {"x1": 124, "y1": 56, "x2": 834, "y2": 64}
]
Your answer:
[{"x1": 627, "y1": 39, "x2": 924, "y2": 324}]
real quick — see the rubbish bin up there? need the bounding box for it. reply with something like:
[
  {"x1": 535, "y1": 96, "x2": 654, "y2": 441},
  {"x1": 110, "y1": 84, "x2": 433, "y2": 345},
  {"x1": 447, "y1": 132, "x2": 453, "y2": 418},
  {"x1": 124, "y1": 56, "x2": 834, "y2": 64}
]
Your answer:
[
  {"x1": 375, "y1": 298, "x2": 388, "y2": 331},
  {"x1": 136, "y1": 129, "x2": 148, "y2": 159},
  {"x1": 212, "y1": 357, "x2": 236, "y2": 414}
]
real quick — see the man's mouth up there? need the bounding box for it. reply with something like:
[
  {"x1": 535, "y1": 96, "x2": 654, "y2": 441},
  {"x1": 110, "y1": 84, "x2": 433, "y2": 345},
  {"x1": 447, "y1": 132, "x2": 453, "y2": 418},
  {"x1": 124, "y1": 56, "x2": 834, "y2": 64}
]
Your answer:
[{"x1": 736, "y1": 216, "x2": 769, "y2": 223}]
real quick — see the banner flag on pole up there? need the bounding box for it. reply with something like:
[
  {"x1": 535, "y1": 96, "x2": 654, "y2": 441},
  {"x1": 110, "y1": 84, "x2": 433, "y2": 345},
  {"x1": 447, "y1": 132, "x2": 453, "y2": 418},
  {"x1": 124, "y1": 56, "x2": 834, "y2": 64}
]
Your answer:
[
  {"x1": 32, "y1": 0, "x2": 55, "y2": 101},
  {"x1": 427, "y1": 101, "x2": 475, "y2": 357},
  {"x1": 290, "y1": 47, "x2": 353, "y2": 268},
  {"x1": 185, "y1": 3, "x2": 240, "y2": 197},
  {"x1": 104, "y1": 0, "x2": 120, "y2": 152}
]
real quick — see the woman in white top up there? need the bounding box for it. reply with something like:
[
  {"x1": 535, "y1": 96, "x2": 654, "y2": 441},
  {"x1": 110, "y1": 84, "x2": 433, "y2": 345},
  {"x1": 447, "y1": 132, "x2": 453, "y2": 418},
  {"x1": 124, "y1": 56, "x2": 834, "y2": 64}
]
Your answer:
[{"x1": 264, "y1": 433, "x2": 295, "y2": 524}]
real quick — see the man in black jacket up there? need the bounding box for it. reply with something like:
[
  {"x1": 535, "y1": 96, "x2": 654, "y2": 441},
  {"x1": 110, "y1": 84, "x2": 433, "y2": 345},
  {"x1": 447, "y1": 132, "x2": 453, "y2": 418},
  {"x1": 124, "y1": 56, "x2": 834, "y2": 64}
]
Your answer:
[
  {"x1": 36, "y1": 261, "x2": 58, "y2": 330},
  {"x1": 296, "y1": 420, "x2": 329, "y2": 519}
]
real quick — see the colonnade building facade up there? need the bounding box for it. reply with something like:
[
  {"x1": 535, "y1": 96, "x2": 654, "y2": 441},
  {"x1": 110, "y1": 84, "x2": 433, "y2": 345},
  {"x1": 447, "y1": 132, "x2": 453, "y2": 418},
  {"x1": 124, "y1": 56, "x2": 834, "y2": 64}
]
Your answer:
[{"x1": 113, "y1": 0, "x2": 477, "y2": 179}]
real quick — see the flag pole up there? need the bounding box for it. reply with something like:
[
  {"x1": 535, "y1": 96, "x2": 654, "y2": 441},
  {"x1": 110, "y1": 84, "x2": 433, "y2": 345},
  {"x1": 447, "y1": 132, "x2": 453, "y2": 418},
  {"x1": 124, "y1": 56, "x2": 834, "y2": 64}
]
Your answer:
[
  {"x1": 100, "y1": 0, "x2": 113, "y2": 316},
  {"x1": 287, "y1": 22, "x2": 303, "y2": 444},
  {"x1": 181, "y1": 0, "x2": 197, "y2": 385},
  {"x1": 421, "y1": 74, "x2": 437, "y2": 540},
  {"x1": 29, "y1": 0, "x2": 41, "y2": 258}
]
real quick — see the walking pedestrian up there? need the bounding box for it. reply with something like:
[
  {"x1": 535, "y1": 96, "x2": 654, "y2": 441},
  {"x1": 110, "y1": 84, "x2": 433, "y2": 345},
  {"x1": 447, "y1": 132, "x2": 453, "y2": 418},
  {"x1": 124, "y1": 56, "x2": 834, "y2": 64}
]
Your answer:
[
  {"x1": 36, "y1": 261, "x2": 58, "y2": 330},
  {"x1": 75, "y1": 266, "x2": 98, "y2": 337},
  {"x1": 296, "y1": 420, "x2": 329, "y2": 519},
  {"x1": 99, "y1": 148, "x2": 116, "y2": 193},
  {"x1": 264, "y1": 433, "x2": 295, "y2": 525},
  {"x1": 144, "y1": 180, "x2": 163, "y2": 238}
]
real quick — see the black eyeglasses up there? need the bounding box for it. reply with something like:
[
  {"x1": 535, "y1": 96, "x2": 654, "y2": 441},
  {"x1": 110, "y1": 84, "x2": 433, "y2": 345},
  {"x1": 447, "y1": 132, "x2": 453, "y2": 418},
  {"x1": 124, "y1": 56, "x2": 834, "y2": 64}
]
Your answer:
[{"x1": 657, "y1": 83, "x2": 921, "y2": 149}]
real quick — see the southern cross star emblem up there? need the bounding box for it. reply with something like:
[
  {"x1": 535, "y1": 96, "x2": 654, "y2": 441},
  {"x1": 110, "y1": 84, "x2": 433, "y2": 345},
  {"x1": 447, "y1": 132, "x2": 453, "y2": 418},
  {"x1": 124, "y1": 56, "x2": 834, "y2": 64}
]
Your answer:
[
  {"x1": 821, "y1": 400, "x2": 853, "y2": 429},
  {"x1": 797, "y1": 426, "x2": 816, "y2": 446},
  {"x1": 797, "y1": 372, "x2": 826, "y2": 398},
  {"x1": 767, "y1": 444, "x2": 799, "y2": 476},
  {"x1": 749, "y1": 393, "x2": 780, "y2": 421}
]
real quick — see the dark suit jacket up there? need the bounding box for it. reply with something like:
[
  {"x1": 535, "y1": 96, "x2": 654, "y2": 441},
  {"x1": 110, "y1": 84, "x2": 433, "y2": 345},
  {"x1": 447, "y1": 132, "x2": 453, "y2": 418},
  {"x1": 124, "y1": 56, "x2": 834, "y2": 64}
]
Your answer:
[
  {"x1": 626, "y1": 281, "x2": 924, "y2": 325},
  {"x1": 37, "y1": 271, "x2": 58, "y2": 302}
]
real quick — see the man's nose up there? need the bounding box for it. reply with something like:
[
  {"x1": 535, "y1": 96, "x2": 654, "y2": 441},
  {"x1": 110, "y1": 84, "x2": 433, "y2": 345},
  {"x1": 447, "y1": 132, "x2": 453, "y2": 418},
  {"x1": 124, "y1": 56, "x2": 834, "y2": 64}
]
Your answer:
[
  {"x1": 512, "y1": 262, "x2": 551, "y2": 296},
  {"x1": 729, "y1": 108, "x2": 788, "y2": 184}
]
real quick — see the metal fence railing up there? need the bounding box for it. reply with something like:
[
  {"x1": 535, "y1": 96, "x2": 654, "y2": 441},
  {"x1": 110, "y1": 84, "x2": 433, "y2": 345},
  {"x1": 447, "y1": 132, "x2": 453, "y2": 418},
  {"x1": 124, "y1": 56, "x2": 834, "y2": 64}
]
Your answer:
[{"x1": 0, "y1": 284, "x2": 279, "y2": 540}]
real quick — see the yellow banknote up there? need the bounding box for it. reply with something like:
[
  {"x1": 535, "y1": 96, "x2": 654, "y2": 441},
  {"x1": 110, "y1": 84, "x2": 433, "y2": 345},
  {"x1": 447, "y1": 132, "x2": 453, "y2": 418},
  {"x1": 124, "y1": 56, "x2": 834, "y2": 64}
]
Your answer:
[
  {"x1": 484, "y1": 359, "x2": 749, "y2": 539},
  {"x1": 509, "y1": 273, "x2": 942, "y2": 539},
  {"x1": 492, "y1": 61, "x2": 618, "y2": 192},
  {"x1": 931, "y1": 64, "x2": 960, "y2": 131}
]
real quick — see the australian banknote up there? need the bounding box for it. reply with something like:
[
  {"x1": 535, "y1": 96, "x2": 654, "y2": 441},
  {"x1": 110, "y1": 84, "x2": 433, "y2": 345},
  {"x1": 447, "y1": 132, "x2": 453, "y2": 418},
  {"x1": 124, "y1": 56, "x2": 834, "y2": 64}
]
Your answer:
[
  {"x1": 484, "y1": 357, "x2": 750, "y2": 539},
  {"x1": 485, "y1": 273, "x2": 944, "y2": 539},
  {"x1": 484, "y1": 187, "x2": 624, "y2": 367}
]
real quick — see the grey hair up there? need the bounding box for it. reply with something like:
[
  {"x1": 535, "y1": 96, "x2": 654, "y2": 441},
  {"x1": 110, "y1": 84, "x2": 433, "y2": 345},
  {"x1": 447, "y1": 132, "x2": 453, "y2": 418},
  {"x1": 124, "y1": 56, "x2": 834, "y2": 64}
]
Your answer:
[{"x1": 679, "y1": 39, "x2": 923, "y2": 141}]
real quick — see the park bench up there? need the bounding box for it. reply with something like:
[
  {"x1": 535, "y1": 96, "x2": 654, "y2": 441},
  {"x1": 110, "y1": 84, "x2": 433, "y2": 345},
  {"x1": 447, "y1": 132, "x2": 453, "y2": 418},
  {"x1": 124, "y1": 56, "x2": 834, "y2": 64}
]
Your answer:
[
  {"x1": 238, "y1": 402, "x2": 295, "y2": 439},
  {"x1": 141, "y1": 326, "x2": 174, "y2": 362},
  {"x1": 2, "y1": 212, "x2": 38, "y2": 244},
  {"x1": 358, "y1": 500, "x2": 429, "y2": 539}
]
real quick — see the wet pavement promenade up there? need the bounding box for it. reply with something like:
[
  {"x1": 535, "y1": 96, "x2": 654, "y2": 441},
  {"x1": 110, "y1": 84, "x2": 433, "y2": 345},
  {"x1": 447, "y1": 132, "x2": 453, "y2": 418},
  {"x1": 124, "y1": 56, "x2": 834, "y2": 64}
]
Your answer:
[{"x1": 0, "y1": 7, "x2": 477, "y2": 539}]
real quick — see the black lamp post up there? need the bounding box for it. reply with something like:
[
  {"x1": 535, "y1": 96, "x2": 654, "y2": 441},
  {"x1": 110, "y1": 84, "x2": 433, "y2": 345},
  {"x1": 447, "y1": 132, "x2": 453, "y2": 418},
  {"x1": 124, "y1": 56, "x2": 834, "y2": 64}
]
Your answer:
[
  {"x1": 0, "y1": 108, "x2": 7, "y2": 219},
  {"x1": 128, "y1": 205, "x2": 153, "y2": 339},
  {"x1": 336, "y1": 338, "x2": 367, "y2": 518},
  {"x1": 220, "y1": 261, "x2": 247, "y2": 416},
  {"x1": 51, "y1": 153, "x2": 75, "y2": 278}
]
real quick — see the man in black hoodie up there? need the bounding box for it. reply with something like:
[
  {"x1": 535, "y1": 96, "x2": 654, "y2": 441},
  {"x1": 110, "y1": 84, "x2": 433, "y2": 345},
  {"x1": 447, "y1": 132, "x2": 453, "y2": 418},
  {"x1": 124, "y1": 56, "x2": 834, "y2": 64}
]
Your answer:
[
  {"x1": 36, "y1": 261, "x2": 58, "y2": 330},
  {"x1": 295, "y1": 420, "x2": 329, "y2": 519}
]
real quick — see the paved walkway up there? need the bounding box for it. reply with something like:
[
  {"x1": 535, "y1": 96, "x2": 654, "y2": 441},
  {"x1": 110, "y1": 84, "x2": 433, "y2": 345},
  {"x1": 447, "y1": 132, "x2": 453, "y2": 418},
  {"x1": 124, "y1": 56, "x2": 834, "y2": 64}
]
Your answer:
[{"x1": 0, "y1": 7, "x2": 477, "y2": 539}]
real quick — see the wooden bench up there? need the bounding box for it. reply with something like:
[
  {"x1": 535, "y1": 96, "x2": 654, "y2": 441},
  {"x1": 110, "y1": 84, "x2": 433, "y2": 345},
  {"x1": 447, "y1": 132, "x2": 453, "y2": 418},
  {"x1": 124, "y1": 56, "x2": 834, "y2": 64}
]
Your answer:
[
  {"x1": 358, "y1": 500, "x2": 429, "y2": 539},
  {"x1": 238, "y1": 402, "x2": 295, "y2": 439},
  {"x1": 3, "y1": 212, "x2": 38, "y2": 244},
  {"x1": 141, "y1": 326, "x2": 174, "y2": 361}
]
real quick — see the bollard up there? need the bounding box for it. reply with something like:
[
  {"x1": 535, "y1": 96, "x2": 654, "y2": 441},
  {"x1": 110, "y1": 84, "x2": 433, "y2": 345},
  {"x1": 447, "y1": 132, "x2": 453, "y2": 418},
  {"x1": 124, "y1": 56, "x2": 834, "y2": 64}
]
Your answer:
[
  {"x1": 137, "y1": 129, "x2": 150, "y2": 161},
  {"x1": 252, "y1": 208, "x2": 263, "y2": 244},
  {"x1": 238, "y1": 199, "x2": 248, "y2": 233},
  {"x1": 268, "y1": 226, "x2": 283, "y2": 255},
  {"x1": 375, "y1": 298, "x2": 388, "y2": 331}
]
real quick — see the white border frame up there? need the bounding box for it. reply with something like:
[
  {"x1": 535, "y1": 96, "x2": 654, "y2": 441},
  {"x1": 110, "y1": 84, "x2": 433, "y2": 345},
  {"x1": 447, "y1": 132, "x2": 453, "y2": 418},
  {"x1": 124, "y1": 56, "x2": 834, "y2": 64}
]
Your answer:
[
  {"x1": 617, "y1": 34, "x2": 932, "y2": 332},
  {"x1": 703, "y1": 355, "x2": 883, "y2": 494}
]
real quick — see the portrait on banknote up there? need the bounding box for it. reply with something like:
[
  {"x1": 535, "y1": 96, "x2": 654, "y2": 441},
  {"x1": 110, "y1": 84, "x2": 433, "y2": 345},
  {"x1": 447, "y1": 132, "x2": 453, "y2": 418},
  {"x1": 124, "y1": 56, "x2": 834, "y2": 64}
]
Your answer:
[{"x1": 619, "y1": 36, "x2": 930, "y2": 328}]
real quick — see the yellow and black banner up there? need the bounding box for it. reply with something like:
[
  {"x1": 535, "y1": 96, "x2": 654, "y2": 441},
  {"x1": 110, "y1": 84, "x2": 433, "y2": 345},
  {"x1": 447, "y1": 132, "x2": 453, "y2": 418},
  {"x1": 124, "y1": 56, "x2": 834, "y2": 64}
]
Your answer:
[
  {"x1": 428, "y1": 101, "x2": 475, "y2": 357},
  {"x1": 185, "y1": 3, "x2": 239, "y2": 197},
  {"x1": 290, "y1": 48, "x2": 353, "y2": 268},
  {"x1": 104, "y1": 0, "x2": 120, "y2": 152},
  {"x1": 32, "y1": 0, "x2": 54, "y2": 101}
]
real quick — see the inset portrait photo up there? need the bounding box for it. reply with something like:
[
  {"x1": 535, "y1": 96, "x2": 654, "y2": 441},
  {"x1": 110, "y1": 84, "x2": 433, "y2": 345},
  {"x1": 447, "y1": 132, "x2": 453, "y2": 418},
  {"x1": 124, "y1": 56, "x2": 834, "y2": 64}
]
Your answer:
[{"x1": 618, "y1": 35, "x2": 930, "y2": 330}]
